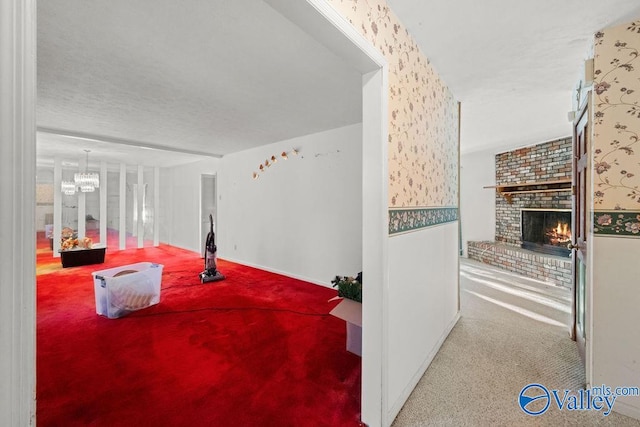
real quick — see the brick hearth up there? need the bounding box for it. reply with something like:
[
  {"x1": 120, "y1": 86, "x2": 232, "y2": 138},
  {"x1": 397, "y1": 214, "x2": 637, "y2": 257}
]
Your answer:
[{"x1": 467, "y1": 241, "x2": 572, "y2": 287}]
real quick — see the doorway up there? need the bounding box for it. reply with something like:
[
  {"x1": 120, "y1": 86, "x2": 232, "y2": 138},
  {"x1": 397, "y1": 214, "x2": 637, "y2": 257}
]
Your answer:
[
  {"x1": 200, "y1": 174, "x2": 217, "y2": 258},
  {"x1": 3, "y1": 0, "x2": 388, "y2": 425}
]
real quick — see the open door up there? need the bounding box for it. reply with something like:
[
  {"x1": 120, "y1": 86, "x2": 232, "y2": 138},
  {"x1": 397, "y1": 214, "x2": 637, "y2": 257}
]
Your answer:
[
  {"x1": 201, "y1": 174, "x2": 217, "y2": 258},
  {"x1": 570, "y1": 95, "x2": 590, "y2": 365}
]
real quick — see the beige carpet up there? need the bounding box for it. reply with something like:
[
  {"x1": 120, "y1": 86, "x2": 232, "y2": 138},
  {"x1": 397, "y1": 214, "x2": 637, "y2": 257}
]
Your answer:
[{"x1": 392, "y1": 258, "x2": 640, "y2": 427}]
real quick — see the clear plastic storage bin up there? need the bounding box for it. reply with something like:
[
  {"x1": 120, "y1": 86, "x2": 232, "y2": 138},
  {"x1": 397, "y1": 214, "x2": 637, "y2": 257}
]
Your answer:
[{"x1": 91, "y1": 262, "x2": 163, "y2": 319}]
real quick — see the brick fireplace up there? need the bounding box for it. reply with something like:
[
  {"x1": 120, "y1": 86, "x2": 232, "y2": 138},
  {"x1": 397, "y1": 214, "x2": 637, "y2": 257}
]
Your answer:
[
  {"x1": 521, "y1": 208, "x2": 571, "y2": 256},
  {"x1": 468, "y1": 137, "x2": 573, "y2": 288}
]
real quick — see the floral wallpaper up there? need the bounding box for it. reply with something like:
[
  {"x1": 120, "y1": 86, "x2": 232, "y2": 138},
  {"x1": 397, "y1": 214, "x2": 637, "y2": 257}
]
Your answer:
[
  {"x1": 594, "y1": 212, "x2": 640, "y2": 235},
  {"x1": 592, "y1": 20, "x2": 640, "y2": 237},
  {"x1": 388, "y1": 207, "x2": 458, "y2": 235},
  {"x1": 325, "y1": 0, "x2": 459, "y2": 234}
]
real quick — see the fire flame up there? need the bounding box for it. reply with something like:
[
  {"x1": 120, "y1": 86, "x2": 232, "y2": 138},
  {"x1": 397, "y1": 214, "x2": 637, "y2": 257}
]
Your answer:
[{"x1": 546, "y1": 221, "x2": 571, "y2": 245}]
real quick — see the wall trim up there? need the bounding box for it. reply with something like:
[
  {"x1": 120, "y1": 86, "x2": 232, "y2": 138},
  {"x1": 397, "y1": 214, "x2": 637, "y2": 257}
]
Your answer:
[
  {"x1": 0, "y1": 0, "x2": 37, "y2": 424},
  {"x1": 220, "y1": 256, "x2": 331, "y2": 288},
  {"x1": 386, "y1": 312, "x2": 461, "y2": 423},
  {"x1": 362, "y1": 67, "x2": 390, "y2": 427},
  {"x1": 389, "y1": 207, "x2": 459, "y2": 235},
  {"x1": 612, "y1": 396, "x2": 640, "y2": 420},
  {"x1": 593, "y1": 210, "x2": 640, "y2": 237}
]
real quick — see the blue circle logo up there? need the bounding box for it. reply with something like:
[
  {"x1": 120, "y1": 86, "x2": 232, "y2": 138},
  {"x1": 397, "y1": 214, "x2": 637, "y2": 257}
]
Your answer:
[{"x1": 519, "y1": 383, "x2": 550, "y2": 416}]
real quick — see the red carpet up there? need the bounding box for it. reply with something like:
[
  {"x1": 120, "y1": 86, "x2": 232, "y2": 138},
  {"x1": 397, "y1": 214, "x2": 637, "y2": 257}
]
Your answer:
[{"x1": 37, "y1": 238, "x2": 361, "y2": 426}]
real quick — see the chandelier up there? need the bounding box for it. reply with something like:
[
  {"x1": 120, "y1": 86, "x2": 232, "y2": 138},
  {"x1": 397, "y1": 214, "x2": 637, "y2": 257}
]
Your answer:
[{"x1": 61, "y1": 150, "x2": 100, "y2": 195}]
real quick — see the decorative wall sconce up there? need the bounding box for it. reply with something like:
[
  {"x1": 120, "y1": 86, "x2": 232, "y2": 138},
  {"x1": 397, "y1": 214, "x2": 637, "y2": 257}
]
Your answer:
[{"x1": 252, "y1": 148, "x2": 300, "y2": 179}]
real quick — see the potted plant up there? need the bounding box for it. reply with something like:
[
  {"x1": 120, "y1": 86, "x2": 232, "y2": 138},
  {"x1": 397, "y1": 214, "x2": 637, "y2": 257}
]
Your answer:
[
  {"x1": 331, "y1": 272, "x2": 362, "y2": 303},
  {"x1": 329, "y1": 271, "x2": 363, "y2": 356}
]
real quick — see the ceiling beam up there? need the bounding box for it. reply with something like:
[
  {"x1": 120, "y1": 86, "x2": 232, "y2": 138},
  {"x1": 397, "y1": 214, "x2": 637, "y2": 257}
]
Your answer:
[{"x1": 37, "y1": 127, "x2": 223, "y2": 158}]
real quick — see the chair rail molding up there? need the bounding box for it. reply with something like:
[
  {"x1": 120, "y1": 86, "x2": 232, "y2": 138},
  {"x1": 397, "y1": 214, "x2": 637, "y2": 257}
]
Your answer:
[{"x1": 0, "y1": 0, "x2": 37, "y2": 425}]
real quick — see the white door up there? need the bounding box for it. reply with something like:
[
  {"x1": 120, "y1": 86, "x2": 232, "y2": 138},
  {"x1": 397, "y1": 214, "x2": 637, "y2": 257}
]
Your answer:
[{"x1": 571, "y1": 96, "x2": 589, "y2": 365}]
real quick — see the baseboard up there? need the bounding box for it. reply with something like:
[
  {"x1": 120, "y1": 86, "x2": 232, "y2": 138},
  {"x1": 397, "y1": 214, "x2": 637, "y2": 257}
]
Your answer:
[
  {"x1": 160, "y1": 241, "x2": 200, "y2": 255},
  {"x1": 613, "y1": 399, "x2": 640, "y2": 421},
  {"x1": 386, "y1": 311, "x2": 461, "y2": 425},
  {"x1": 219, "y1": 256, "x2": 331, "y2": 289}
]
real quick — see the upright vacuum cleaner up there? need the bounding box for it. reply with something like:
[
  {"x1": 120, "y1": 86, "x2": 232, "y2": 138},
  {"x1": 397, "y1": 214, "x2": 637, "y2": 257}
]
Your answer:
[{"x1": 199, "y1": 214, "x2": 225, "y2": 283}]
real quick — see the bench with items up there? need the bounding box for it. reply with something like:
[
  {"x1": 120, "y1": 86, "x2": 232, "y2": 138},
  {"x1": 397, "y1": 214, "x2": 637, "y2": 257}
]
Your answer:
[{"x1": 58, "y1": 226, "x2": 105, "y2": 267}]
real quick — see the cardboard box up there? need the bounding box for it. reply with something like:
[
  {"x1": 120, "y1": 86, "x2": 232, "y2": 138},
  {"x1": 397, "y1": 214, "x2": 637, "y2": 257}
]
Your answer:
[
  {"x1": 92, "y1": 262, "x2": 163, "y2": 319},
  {"x1": 329, "y1": 298, "x2": 362, "y2": 356}
]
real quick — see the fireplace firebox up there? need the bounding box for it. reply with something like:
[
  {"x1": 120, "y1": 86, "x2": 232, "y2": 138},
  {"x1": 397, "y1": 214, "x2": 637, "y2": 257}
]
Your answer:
[{"x1": 521, "y1": 209, "x2": 571, "y2": 257}]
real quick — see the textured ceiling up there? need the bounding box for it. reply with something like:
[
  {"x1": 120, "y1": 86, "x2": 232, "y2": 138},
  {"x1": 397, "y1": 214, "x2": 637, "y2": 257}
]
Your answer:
[
  {"x1": 37, "y1": 0, "x2": 362, "y2": 164},
  {"x1": 38, "y1": 0, "x2": 640, "y2": 165},
  {"x1": 387, "y1": 0, "x2": 640, "y2": 154}
]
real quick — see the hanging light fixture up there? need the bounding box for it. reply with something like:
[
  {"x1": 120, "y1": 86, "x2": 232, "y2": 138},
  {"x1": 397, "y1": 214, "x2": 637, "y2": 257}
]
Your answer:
[
  {"x1": 61, "y1": 150, "x2": 100, "y2": 195},
  {"x1": 61, "y1": 181, "x2": 77, "y2": 196},
  {"x1": 75, "y1": 150, "x2": 99, "y2": 192}
]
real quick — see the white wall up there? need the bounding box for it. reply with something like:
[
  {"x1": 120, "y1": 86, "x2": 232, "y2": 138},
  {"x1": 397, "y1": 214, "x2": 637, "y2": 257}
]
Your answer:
[
  {"x1": 158, "y1": 168, "x2": 173, "y2": 245},
  {"x1": 36, "y1": 167, "x2": 54, "y2": 231},
  {"x1": 160, "y1": 158, "x2": 221, "y2": 252},
  {"x1": 460, "y1": 149, "x2": 495, "y2": 256},
  {"x1": 218, "y1": 123, "x2": 362, "y2": 286},
  {"x1": 591, "y1": 236, "x2": 640, "y2": 419},
  {"x1": 386, "y1": 222, "x2": 460, "y2": 418}
]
